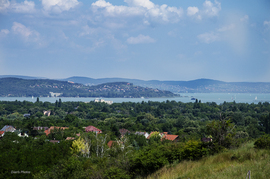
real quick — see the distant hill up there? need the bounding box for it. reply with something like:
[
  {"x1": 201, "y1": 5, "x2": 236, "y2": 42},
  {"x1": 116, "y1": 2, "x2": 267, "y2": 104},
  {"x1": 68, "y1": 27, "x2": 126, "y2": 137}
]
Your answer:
[
  {"x1": 0, "y1": 75, "x2": 46, "y2": 79},
  {"x1": 62, "y1": 77, "x2": 270, "y2": 93},
  {"x1": 1, "y1": 76, "x2": 270, "y2": 93},
  {"x1": 0, "y1": 78, "x2": 176, "y2": 98}
]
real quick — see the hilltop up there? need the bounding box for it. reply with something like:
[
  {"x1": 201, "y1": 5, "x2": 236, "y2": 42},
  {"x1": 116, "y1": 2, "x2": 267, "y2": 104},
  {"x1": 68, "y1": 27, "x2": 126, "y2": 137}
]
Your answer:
[
  {"x1": 2, "y1": 75, "x2": 270, "y2": 93},
  {"x1": 0, "y1": 78, "x2": 176, "y2": 98},
  {"x1": 63, "y1": 77, "x2": 270, "y2": 93}
]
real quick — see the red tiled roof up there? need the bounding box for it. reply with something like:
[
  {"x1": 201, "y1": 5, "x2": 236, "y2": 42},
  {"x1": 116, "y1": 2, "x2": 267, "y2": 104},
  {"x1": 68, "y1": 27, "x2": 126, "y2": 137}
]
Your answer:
[
  {"x1": 44, "y1": 129, "x2": 50, "y2": 136},
  {"x1": 85, "y1": 126, "x2": 102, "y2": 133},
  {"x1": 162, "y1": 134, "x2": 179, "y2": 141},
  {"x1": 44, "y1": 126, "x2": 69, "y2": 136},
  {"x1": 50, "y1": 126, "x2": 69, "y2": 131},
  {"x1": 107, "y1": 140, "x2": 115, "y2": 148},
  {"x1": 0, "y1": 131, "x2": 4, "y2": 135}
]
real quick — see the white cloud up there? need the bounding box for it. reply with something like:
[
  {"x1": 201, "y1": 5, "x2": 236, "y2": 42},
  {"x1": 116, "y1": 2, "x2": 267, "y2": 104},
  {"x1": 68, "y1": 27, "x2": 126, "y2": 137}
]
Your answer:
[
  {"x1": 0, "y1": 0, "x2": 10, "y2": 12},
  {"x1": 42, "y1": 0, "x2": 79, "y2": 13},
  {"x1": 91, "y1": 0, "x2": 183, "y2": 23},
  {"x1": 0, "y1": 29, "x2": 9, "y2": 35},
  {"x1": 79, "y1": 25, "x2": 98, "y2": 36},
  {"x1": 240, "y1": 15, "x2": 249, "y2": 22},
  {"x1": 0, "y1": 29, "x2": 9, "y2": 38},
  {"x1": 218, "y1": 24, "x2": 235, "y2": 32},
  {"x1": 203, "y1": 0, "x2": 221, "y2": 17},
  {"x1": 127, "y1": 34, "x2": 155, "y2": 44},
  {"x1": 124, "y1": 0, "x2": 155, "y2": 10},
  {"x1": 264, "y1": 21, "x2": 270, "y2": 26},
  {"x1": 187, "y1": 6, "x2": 199, "y2": 16},
  {"x1": 12, "y1": 22, "x2": 39, "y2": 40},
  {"x1": 10, "y1": 0, "x2": 35, "y2": 13},
  {"x1": 0, "y1": 0, "x2": 35, "y2": 13},
  {"x1": 197, "y1": 32, "x2": 219, "y2": 43}
]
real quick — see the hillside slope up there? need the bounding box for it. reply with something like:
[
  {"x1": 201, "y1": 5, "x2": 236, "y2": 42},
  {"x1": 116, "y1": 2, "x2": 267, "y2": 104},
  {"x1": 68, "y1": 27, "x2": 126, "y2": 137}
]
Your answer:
[
  {"x1": 0, "y1": 78, "x2": 176, "y2": 98},
  {"x1": 147, "y1": 142, "x2": 270, "y2": 179},
  {"x1": 63, "y1": 76, "x2": 270, "y2": 93}
]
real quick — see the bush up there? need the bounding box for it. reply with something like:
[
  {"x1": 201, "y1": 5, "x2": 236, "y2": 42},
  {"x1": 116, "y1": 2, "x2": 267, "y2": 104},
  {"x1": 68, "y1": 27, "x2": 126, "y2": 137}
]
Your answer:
[
  {"x1": 104, "y1": 167, "x2": 130, "y2": 179},
  {"x1": 182, "y1": 140, "x2": 208, "y2": 160},
  {"x1": 254, "y1": 134, "x2": 270, "y2": 149}
]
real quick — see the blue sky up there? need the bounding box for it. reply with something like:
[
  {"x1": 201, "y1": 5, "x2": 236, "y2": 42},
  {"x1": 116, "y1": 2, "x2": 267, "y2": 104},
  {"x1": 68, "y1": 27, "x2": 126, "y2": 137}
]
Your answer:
[{"x1": 0, "y1": 0, "x2": 269, "y2": 82}]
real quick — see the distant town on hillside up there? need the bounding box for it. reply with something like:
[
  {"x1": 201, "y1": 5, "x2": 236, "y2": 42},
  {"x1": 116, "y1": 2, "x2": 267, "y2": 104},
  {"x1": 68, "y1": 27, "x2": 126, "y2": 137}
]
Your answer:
[{"x1": 1, "y1": 75, "x2": 270, "y2": 94}]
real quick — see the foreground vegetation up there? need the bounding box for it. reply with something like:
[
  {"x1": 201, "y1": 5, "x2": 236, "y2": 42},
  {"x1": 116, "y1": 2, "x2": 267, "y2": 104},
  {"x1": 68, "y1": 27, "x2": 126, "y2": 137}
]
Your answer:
[
  {"x1": 0, "y1": 99, "x2": 269, "y2": 178},
  {"x1": 147, "y1": 142, "x2": 270, "y2": 179}
]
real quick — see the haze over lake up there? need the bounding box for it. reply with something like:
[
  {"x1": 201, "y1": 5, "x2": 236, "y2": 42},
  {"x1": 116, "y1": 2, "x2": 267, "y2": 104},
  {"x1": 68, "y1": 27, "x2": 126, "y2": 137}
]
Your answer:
[{"x1": 1, "y1": 93, "x2": 269, "y2": 104}]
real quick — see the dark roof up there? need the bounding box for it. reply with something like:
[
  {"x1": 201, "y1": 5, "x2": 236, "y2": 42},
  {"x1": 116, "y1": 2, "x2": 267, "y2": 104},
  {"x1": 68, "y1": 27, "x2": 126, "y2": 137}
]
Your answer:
[
  {"x1": 119, "y1": 128, "x2": 130, "y2": 136},
  {"x1": 50, "y1": 140, "x2": 60, "y2": 144},
  {"x1": 201, "y1": 137, "x2": 212, "y2": 142},
  {"x1": 0, "y1": 125, "x2": 16, "y2": 132},
  {"x1": 33, "y1": 126, "x2": 49, "y2": 130}
]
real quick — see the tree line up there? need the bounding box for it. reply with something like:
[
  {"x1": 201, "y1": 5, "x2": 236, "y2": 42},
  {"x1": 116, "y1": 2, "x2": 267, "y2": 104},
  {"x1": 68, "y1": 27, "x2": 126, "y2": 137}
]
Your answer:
[{"x1": 0, "y1": 99, "x2": 270, "y2": 178}]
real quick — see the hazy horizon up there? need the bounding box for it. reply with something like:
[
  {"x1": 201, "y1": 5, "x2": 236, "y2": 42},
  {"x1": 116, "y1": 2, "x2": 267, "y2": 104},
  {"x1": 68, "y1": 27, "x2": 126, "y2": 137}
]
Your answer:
[
  {"x1": 1, "y1": 0, "x2": 270, "y2": 82},
  {"x1": 2, "y1": 74, "x2": 270, "y2": 83}
]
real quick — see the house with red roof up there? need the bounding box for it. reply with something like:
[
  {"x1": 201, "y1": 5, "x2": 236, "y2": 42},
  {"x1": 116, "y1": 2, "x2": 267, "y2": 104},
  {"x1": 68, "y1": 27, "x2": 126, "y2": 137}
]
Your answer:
[
  {"x1": 0, "y1": 131, "x2": 5, "y2": 138},
  {"x1": 107, "y1": 140, "x2": 116, "y2": 148},
  {"x1": 85, "y1": 126, "x2": 102, "y2": 134},
  {"x1": 162, "y1": 133, "x2": 179, "y2": 142},
  {"x1": 44, "y1": 126, "x2": 69, "y2": 136},
  {"x1": 147, "y1": 131, "x2": 179, "y2": 142}
]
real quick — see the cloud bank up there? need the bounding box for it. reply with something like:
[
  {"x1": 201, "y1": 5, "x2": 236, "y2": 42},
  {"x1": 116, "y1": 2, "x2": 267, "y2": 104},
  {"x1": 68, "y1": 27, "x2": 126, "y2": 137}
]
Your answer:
[{"x1": 91, "y1": 0, "x2": 183, "y2": 23}]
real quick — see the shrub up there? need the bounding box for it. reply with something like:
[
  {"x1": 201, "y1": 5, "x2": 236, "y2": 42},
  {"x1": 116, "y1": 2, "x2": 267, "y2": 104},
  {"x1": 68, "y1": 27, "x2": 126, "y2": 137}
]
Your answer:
[{"x1": 254, "y1": 134, "x2": 270, "y2": 149}]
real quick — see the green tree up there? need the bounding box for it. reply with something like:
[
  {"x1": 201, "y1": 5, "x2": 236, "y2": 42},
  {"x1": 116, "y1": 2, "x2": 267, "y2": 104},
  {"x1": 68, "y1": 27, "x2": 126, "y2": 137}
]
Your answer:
[{"x1": 206, "y1": 117, "x2": 235, "y2": 149}]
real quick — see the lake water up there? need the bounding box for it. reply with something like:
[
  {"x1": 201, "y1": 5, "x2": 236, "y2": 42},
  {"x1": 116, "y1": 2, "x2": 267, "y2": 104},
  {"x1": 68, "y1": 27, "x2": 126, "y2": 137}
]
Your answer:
[{"x1": 0, "y1": 93, "x2": 269, "y2": 104}]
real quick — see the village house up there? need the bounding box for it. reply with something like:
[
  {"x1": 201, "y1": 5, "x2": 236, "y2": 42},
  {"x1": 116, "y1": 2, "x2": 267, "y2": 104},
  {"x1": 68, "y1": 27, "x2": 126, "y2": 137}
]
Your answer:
[
  {"x1": 94, "y1": 98, "x2": 113, "y2": 105},
  {"x1": 107, "y1": 140, "x2": 116, "y2": 148},
  {"x1": 119, "y1": 128, "x2": 131, "y2": 137},
  {"x1": 44, "y1": 126, "x2": 69, "y2": 136},
  {"x1": 0, "y1": 131, "x2": 4, "y2": 138},
  {"x1": 0, "y1": 125, "x2": 16, "y2": 132},
  {"x1": 201, "y1": 137, "x2": 212, "y2": 143},
  {"x1": 147, "y1": 131, "x2": 179, "y2": 142},
  {"x1": 85, "y1": 126, "x2": 102, "y2": 134},
  {"x1": 23, "y1": 114, "x2": 30, "y2": 118},
  {"x1": 43, "y1": 110, "x2": 51, "y2": 116},
  {"x1": 161, "y1": 132, "x2": 179, "y2": 142},
  {"x1": 33, "y1": 126, "x2": 49, "y2": 131},
  {"x1": 18, "y1": 132, "x2": 29, "y2": 138},
  {"x1": 135, "y1": 131, "x2": 149, "y2": 138},
  {"x1": 50, "y1": 140, "x2": 60, "y2": 144}
]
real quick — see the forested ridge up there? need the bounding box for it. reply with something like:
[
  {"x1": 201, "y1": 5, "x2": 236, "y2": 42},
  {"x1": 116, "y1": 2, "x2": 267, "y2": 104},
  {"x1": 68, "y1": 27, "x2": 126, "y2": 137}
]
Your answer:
[
  {"x1": 0, "y1": 78, "x2": 176, "y2": 98},
  {"x1": 0, "y1": 99, "x2": 270, "y2": 178}
]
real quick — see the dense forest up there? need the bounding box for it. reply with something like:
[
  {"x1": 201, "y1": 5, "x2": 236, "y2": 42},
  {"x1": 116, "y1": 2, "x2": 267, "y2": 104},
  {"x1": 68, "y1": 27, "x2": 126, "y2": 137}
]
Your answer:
[
  {"x1": 0, "y1": 78, "x2": 177, "y2": 98},
  {"x1": 0, "y1": 99, "x2": 270, "y2": 178}
]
